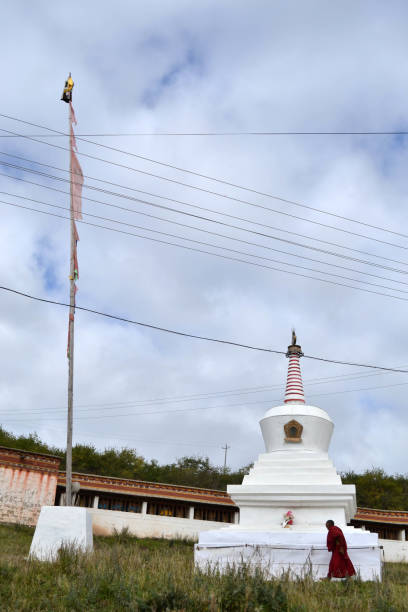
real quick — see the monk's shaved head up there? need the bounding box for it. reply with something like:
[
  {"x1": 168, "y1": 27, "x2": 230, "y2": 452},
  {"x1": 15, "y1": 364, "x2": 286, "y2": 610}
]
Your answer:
[{"x1": 326, "y1": 520, "x2": 334, "y2": 529}]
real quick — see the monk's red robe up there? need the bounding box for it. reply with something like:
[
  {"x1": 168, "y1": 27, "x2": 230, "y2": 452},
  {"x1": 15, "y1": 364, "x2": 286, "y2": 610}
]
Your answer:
[{"x1": 327, "y1": 526, "x2": 356, "y2": 578}]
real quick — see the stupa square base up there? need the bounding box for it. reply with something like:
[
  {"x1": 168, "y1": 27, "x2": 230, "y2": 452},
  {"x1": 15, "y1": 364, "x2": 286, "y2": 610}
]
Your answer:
[
  {"x1": 195, "y1": 528, "x2": 382, "y2": 581},
  {"x1": 29, "y1": 506, "x2": 93, "y2": 561}
]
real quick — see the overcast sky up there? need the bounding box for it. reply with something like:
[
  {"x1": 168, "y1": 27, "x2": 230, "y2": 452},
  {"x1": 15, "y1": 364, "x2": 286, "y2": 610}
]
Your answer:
[{"x1": 1, "y1": 1, "x2": 408, "y2": 475}]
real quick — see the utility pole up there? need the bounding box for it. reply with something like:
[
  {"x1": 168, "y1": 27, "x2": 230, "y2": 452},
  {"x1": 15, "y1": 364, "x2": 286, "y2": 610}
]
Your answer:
[
  {"x1": 66, "y1": 100, "x2": 75, "y2": 507},
  {"x1": 222, "y1": 443, "x2": 230, "y2": 472}
]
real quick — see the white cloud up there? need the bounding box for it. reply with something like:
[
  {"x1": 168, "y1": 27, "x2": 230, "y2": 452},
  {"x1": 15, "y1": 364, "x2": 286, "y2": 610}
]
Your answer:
[{"x1": 0, "y1": 1, "x2": 407, "y2": 476}]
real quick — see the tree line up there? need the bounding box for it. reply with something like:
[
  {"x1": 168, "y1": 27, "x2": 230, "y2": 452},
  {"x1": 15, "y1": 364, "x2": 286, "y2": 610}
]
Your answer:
[
  {"x1": 0, "y1": 426, "x2": 249, "y2": 490},
  {"x1": 1, "y1": 426, "x2": 407, "y2": 509}
]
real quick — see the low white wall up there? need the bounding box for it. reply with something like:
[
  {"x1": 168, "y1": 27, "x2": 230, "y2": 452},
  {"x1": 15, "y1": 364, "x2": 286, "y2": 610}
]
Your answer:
[
  {"x1": 88, "y1": 509, "x2": 408, "y2": 562},
  {"x1": 89, "y1": 508, "x2": 226, "y2": 540},
  {"x1": 379, "y1": 539, "x2": 408, "y2": 563}
]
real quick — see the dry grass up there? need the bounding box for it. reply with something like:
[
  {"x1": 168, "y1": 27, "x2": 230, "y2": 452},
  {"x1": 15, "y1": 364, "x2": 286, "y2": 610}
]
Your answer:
[{"x1": 0, "y1": 524, "x2": 407, "y2": 611}]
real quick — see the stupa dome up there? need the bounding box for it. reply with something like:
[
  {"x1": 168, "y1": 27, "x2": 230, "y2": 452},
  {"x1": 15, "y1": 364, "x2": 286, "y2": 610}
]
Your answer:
[{"x1": 260, "y1": 404, "x2": 334, "y2": 454}]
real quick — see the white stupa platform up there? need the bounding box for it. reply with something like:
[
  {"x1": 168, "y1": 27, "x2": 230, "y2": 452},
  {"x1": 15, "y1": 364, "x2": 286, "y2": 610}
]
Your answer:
[
  {"x1": 195, "y1": 336, "x2": 382, "y2": 580},
  {"x1": 195, "y1": 528, "x2": 381, "y2": 580}
]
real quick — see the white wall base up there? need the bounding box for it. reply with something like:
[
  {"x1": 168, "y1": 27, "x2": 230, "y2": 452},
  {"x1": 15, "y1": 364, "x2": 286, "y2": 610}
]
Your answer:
[
  {"x1": 29, "y1": 506, "x2": 93, "y2": 561},
  {"x1": 89, "y1": 507, "x2": 226, "y2": 540},
  {"x1": 195, "y1": 528, "x2": 382, "y2": 581},
  {"x1": 379, "y1": 539, "x2": 408, "y2": 563}
]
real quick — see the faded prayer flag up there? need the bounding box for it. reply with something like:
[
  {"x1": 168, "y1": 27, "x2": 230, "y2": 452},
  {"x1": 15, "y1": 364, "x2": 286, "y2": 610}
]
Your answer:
[
  {"x1": 66, "y1": 96, "x2": 82, "y2": 360},
  {"x1": 69, "y1": 103, "x2": 82, "y2": 220},
  {"x1": 73, "y1": 247, "x2": 79, "y2": 280},
  {"x1": 70, "y1": 124, "x2": 77, "y2": 151},
  {"x1": 73, "y1": 220, "x2": 79, "y2": 243},
  {"x1": 70, "y1": 102, "x2": 77, "y2": 125},
  {"x1": 73, "y1": 220, "x2": 79, "y2": 280},
  {"x1": 71, "y1": 149, "x2": 83, "y2": 220}
]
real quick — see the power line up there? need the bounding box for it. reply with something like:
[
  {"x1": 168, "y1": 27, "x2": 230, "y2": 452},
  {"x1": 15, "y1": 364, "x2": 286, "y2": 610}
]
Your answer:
[
  {"x1": 3, "y1": 189, "x2": 408, "y2": 291},
  {"x1": 76, "y1": 434, "x2": 222, "y2": 449},
  {"x1": 4, "y1": 197, "x2": 408, "y2": 302},
  {"x1": 3, "y1": 380, "x2": 408, "y2": 423},
  {"x1": 2, "y1": 150, "x2": 408, "y2": 256},
  {"x1": 1, "y1": 114, "x2": 408, "y2": 240},
  {"x1": 2, "y1": 367, "x2": 406, "y2": 417},
  {"x1": 11, "y1": 180, "x2": 408, "y2": 280},
  {"x1": 38, "y1": 370, "x2": 408, "y2": 408},
  {"x1": 3, "y1": 169, "x2": 408, "y2": 271},
  {"x1": 1, "y1": 284, "x2": 408, "y2": 372},
  {"x1": 1, "y1": 131, "x2": 408, "y2": 137},
  {"x1": 11, "y1": 365, "x2": 404, "y2": 415},
  {"x1": 3, "y1": 198, "x2": 408, "y2": 300},
  {"x1": 2, "y1": 163, "x2": 408, "y2": 288},
  {"x1": 24, "y1": 365, "x2": 408, "y2": 409},
  {"x1": 3, "y1": 398, "x2": 272, "y2": 419},
  {"x1": 0, "y1": 116, "x2": 407, "y2": 241}
]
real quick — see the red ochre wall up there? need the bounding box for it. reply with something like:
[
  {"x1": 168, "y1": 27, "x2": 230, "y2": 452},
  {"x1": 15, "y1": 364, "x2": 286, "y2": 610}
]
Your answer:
[{"x1": 0, "y1": 447, "x2": 61, "y2": 526}]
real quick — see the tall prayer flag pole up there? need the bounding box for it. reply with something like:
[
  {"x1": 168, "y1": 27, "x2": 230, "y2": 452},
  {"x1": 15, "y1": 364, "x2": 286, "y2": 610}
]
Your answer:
[
  {"x1": 61, "y1": 73, "x2": 82, "y2": 506},
  {"x1": 66, "y1": 99, "x2": 75, "y2": 507}
]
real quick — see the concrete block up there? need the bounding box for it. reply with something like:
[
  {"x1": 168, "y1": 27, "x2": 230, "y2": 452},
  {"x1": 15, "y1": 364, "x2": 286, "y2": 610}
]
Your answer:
[{"x1": 29, "y1": 506, "x2": 93, "y2": 561}]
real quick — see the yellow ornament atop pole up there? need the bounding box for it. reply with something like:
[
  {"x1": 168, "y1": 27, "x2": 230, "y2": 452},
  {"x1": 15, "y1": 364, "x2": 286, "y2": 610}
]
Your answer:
[{"x1": 61, "y1": 72, "x2": 74, "y2": 103}]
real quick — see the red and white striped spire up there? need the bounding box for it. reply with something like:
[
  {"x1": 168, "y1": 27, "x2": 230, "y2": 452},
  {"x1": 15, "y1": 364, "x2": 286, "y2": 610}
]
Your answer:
[{"x1": 284, "y1": 330, "x2": 305, "y2": 404}]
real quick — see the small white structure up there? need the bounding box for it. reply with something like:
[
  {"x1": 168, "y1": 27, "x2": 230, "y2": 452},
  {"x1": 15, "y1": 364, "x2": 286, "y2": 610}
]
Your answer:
[
  {"x1": 195, "y1": 334, "x2": 382, "y2": 580},
  {"x1": 29, "y1": 506, "x2": 93, "y2": 561}
]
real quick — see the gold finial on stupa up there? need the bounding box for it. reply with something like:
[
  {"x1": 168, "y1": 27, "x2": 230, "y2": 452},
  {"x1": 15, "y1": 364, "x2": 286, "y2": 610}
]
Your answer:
[{"x1": 286, "y1": 329, "x2": 303, "y2": 357}]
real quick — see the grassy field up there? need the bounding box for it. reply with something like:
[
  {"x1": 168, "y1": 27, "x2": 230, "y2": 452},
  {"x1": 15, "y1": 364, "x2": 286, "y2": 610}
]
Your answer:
[{"x1": 1, "y1": 524, "x2": 407, "y2": 611}]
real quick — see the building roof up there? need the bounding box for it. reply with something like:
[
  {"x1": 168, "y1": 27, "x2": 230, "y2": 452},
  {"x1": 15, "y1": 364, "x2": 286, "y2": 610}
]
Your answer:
[
  {"x1": 0, "y1": 445, "x2": 61, "y2": 474},
  {"x1": 0, "y1": 445, "x2": 61, "y2": 460},
  {"x1": 57, "y1": 471, "x2": 236, "y2": 507},
  {"x1": 353, "y1": 507, "x2": 408, "y2": 526}
]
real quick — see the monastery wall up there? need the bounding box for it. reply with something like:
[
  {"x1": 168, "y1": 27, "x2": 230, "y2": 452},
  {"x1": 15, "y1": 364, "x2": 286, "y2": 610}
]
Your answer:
[{"x1": 0, "y1": 447, "x2": 60, "y2": 526}]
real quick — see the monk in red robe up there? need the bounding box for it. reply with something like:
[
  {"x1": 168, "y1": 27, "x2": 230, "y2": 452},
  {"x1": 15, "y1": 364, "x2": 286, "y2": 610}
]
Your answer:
[{"x1": 325, "y1": 520, "x2": 356, "y2": 580}]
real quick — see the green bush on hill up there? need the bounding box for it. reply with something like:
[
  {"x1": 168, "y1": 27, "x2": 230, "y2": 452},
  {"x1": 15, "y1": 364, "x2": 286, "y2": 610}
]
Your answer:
[
  {"x1": 342, "y1": 469, "x2": 408, "y2": 511},
  {"x1": 0, "y1": 426, "x2": 250, "y2": 490},
  {"x1": 1, "y1": 426, "x2": 407, "y2": 508}
]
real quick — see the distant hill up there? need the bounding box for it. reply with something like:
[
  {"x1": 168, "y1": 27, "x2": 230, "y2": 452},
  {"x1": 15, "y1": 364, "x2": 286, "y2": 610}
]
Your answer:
[{"x1": 1, "y1": 426, "x2": 407, "y2": 509}]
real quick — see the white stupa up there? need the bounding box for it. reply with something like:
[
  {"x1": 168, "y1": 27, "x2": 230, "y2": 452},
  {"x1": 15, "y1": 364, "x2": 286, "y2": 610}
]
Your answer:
[{"x1": 195, "y1": 333, "x2": 382, "y2": 580}]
